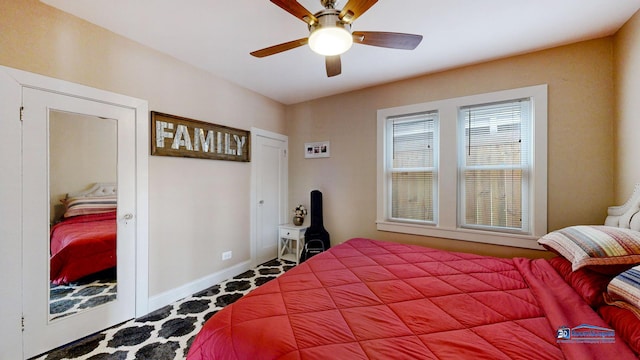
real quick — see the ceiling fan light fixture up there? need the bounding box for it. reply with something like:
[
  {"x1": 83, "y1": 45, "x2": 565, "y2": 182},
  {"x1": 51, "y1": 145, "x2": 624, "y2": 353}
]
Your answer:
[
  {"x1": 307, "y1": 10, "x2": 353, "y2": 56},
  {"x1": 309, "y1": 26, "x2": 353, "y2": 56}
]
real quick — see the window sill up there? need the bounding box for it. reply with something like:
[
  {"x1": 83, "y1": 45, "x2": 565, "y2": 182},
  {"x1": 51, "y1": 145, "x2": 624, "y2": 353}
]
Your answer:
[{"x1": 376, "y1": 221, "x2": 545, "y2": 250}]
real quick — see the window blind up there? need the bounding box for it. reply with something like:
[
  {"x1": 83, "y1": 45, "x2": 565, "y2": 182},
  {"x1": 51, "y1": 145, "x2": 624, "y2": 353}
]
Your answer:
[
  {"x1": 459, "y1": 99, "x2": 530, "y2": 232},
  {"x1": 389, "y1": 112, "x2": 437, "y2": 222}
]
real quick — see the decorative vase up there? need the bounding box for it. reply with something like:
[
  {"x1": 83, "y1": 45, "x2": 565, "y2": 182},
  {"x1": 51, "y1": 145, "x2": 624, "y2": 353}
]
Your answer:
[{"x1": 293, "y1": 216, "x2": 304, "y2": 226}]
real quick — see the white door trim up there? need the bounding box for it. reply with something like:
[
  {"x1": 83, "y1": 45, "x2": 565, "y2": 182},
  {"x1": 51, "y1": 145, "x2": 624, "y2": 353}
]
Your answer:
[
  {"x1": 250, "y1": 128, "x2": 288, "y2": 267},
  {"x1": 0, "y1": 66, "x2": 149, "y2": 353},
  {"x1": 0, "y1": 66, "x2": 25, "y2": 360},
  {"x1": 1, "y1": 65, "x2": 150, "y2": 317}
]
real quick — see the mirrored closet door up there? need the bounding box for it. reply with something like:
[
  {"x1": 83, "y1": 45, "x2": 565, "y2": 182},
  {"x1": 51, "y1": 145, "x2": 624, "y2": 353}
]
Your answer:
[{"x1": 21, "y1": 87, "x2": 137, "y2": 358}]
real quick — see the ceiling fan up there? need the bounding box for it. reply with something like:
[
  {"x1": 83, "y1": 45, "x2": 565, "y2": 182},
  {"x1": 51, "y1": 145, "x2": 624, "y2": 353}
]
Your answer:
[{"x1": 251, "y1": 0, "x2": 423, "y2": 77}]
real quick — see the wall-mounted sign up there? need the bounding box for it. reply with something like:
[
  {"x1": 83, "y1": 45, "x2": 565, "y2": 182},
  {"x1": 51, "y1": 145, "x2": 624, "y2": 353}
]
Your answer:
[{"x1": 151, "y1": 111, "x2": 250, "y2": 162}]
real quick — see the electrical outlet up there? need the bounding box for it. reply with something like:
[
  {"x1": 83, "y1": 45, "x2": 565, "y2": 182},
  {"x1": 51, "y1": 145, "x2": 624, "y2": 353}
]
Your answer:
[{"x1": 222, "y1": 251, "x2": 232, "y2": 261}]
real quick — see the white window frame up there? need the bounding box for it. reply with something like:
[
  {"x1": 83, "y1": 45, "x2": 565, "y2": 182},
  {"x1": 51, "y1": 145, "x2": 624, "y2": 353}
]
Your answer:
[{"x1": 377, "y1": 85, "x2": 547, "y2": 249}]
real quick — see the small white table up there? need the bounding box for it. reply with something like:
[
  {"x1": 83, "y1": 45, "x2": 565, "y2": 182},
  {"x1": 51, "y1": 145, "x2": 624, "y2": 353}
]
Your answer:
[{"x1": 278, "y1": 224, "x2": 307, "y2": 264}]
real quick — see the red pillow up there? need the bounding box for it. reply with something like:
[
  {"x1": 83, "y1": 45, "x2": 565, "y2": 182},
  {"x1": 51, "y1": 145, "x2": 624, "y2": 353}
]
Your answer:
[
  {"x1": 548, "y1": 256, "x2": 613, "y2": 307},
  {"x1": 598, "y1": 305, "x2": 640, "y2": 355}
]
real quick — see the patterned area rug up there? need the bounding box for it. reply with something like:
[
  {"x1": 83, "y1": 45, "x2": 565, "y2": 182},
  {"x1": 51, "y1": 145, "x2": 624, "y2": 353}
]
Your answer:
[{"x1": 34, "y1": 259, "x2": 293, "y2": 360}]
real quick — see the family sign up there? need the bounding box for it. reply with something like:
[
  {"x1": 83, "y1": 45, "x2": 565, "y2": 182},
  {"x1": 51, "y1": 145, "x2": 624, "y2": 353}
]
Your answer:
[{"x1": 151, "y1": 112, "x2": 250, "y2": 162}]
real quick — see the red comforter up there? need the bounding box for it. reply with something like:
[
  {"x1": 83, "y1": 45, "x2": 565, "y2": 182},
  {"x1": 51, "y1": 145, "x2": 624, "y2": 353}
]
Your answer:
[
  {"x1": 188, "y1": 238, "x2": 637, "y2": 359},
  {"x1": 50, "y1": 211, "x2": 117, "y2": 285}
]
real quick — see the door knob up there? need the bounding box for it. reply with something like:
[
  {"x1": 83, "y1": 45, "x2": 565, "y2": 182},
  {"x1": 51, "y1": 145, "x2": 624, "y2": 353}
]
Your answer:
[
  {"x1": 259, "y1": 200, "x2": 264, "y2": 205},
  {"x1": 121, "y1": 213, "x2": 134, "y2": 225}
]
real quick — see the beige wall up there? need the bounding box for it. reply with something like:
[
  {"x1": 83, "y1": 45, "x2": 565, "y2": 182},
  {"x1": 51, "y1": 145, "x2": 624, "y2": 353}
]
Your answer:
[
  {"x1": 614, "y1": 10, "x2": 640, "y2": 201},
  {"x1": 287, "y1": 38, "x2": 615, "y2": 258},
  {"x1": 0, "y1": 0, "x2": 286, "y2": 297}
]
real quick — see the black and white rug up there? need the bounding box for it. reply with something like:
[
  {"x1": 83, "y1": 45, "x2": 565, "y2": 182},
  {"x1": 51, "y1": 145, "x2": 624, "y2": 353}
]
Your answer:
[
  {"x1": 50, "y1": 268, "x2": 118, "y2": 320},
  {"x1": 34, "y1": 259, "x2": 293, "y2": 360}
]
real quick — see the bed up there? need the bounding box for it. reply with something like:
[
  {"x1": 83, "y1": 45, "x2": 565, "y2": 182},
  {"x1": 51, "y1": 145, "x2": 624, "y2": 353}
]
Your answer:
[
  {"x1": 188, "y1": 188, "x2": 640, "y2": 359},
  {"x1": 49, "y1": 183, "x2": 117, "y2": 285}
]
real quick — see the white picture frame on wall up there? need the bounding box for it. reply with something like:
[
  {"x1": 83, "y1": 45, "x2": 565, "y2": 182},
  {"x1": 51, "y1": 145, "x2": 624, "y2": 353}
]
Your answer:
[{"x1": 304, "y1": 141, "x2": 330, "y2": 158}]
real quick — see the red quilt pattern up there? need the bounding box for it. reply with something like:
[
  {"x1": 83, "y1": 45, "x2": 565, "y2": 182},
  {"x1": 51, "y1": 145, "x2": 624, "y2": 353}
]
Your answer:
[{"x1": 188, "y1": 238, "x2": 636, "y2": 359}]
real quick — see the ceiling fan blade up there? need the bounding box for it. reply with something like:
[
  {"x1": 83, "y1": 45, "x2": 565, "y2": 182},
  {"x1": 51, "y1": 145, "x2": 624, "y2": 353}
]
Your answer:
[
  {"x1": 250, "y1": 38, "x2": 309, "y2": 58},
  {"x1": 326, "y1": 55, "x2": 341, "y2": 77},
  {"x1": 270, "y1": 0, "x2": 318, "y2": 25},
  {"x1": 352, "y1": 31, "x2": 423, "y2": 50},
  {"x1": 339, "y1": 0, "x2": 378, "y2": 23}
]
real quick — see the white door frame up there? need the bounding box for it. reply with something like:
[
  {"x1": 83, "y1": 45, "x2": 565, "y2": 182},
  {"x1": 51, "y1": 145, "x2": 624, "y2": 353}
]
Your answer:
[
  {"x1": 0, "y1": 65, "x2": 149, "y2": 358},
  {"x1": 250, "y1": 128, "x2": 288, "y2": 267},
  {"x1": 0, "y1": 66, "x2": 25, "y2": 360}
]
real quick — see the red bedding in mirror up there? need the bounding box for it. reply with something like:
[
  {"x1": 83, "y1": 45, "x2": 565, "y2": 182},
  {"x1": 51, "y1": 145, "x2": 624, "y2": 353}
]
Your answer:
[{"x1": 49, "y1": 211, "x2": 117, "y2": 285}]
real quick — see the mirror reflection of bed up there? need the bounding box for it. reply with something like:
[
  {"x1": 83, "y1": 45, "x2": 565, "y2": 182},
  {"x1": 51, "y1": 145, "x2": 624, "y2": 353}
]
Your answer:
[
  {"x1": 48, "y1": 110, "x2": 118, "y2": 320},
  {"x1": 49, "y1": 183, "x2": 118, "y2": 319}
]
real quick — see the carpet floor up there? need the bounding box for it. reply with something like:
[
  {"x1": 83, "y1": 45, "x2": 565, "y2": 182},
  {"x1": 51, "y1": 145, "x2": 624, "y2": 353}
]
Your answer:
[{"x1": 34, "y1": 259, "x2": 293, "y2": 360}]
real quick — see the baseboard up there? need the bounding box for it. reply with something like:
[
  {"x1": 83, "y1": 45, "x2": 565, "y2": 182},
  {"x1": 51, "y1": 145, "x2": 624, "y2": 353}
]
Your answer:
[{"x1": 146, "y1": 260, "x2": 252, "y2": 314}]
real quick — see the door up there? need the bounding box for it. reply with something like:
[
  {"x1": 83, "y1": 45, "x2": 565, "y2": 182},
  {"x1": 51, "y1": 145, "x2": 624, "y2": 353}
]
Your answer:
[
  {"x1": 21, "y1": 87, "x2": 136, "y2": 358},
  {"x1": 252, "y1": 130, "x2": 288, "y2": 265}
]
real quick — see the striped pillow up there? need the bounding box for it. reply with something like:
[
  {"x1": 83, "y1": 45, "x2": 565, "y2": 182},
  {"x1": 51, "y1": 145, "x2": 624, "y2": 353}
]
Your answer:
[
  {"x1": 63, "y1": 196, "x2": 117, "y2": 218},
  {"x1": 605, "y1": 265, "x2": 640, "y2": 318},
  {"x1": 538, "y1": 225, "x2": 640, "y2": 272}
]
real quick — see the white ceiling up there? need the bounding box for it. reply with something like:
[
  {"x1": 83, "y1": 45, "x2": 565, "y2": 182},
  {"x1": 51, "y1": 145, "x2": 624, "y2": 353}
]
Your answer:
[{"x1": 41, "y1": 0, "x2": 640, "y2": 105}]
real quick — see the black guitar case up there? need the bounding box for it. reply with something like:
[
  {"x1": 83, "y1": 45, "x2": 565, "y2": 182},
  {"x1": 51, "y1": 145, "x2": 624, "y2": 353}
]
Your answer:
[{"x1": 300, "y1": 190, "x2": 330, "y2": 262}]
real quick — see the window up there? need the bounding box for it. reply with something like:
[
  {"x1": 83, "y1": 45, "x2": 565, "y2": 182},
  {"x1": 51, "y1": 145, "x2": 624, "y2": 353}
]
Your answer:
[
  {"x1": 377, "y1": 85, "x2": 547, "y2": 249},
  {"x1": 459, "y1": 99, "x2": 530, "y2": 233},
  {"x1": 387, "y1": 112, "x2": 438, "y2": 223}
]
